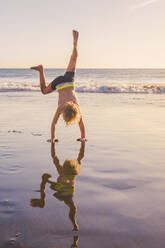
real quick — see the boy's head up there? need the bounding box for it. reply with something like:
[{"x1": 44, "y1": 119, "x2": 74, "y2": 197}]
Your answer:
[
  {"x1": 62, "y1": 101, "x2": 80, "y2": 126},
  {"x1": 63, "y1": 160, "x2": 80, "y2": 175}
]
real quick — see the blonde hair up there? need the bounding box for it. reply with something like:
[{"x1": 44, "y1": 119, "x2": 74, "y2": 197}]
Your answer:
[
  {"x1": 63, "y1": 160, "x2": 80, "y2": 175},
  {"x1": 62, "y1": 101, "x2": 80, "y2": 126}
]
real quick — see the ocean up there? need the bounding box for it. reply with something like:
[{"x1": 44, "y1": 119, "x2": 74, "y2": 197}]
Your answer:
[{"x1": 0, "y1": 68, "x2": 165, "y2": 94}]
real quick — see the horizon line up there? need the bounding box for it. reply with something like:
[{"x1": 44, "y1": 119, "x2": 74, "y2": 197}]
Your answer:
[{"x1": 0, "y1": 67, "x2": 165, "y2": 70}]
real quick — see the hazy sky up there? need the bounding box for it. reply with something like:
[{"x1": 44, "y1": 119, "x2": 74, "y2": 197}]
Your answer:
[{"x1": 0, "y1": 0, "x2": 165, "y2": 68}]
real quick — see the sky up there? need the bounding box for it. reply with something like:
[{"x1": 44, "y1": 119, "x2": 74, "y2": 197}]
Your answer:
[{"x1": 0, "y1": 0, "x2": 165, "y2": 68}]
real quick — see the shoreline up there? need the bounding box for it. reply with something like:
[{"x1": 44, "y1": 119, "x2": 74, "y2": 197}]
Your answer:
[{"x1": 1, "y1": 92, "x2": 165, "y2": 247}]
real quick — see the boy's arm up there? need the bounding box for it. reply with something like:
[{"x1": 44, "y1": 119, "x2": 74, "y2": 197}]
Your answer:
[
  {"x1": 77, "y1": 117, "x2": 87, "y2": 142},
  {"x1": 51, "y1": 108, "x2": 61, "y2": 143}
]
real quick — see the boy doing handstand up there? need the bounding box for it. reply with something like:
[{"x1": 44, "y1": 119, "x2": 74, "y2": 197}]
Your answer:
[{"x1": 31, "y1": 30, "x2": 86, "y2": 143}]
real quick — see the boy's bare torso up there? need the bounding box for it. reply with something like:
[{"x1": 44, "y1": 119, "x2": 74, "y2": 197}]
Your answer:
[{"x1": 58, "y1": 87, "x2": 79, "y2": 111}]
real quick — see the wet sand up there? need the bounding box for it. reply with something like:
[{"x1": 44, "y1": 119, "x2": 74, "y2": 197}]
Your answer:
[{"x1": 1, "y1": 92, "x2": 165, "y2": 247}]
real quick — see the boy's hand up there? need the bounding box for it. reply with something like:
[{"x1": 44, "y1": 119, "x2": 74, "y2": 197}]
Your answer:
[
  {"x1": 47, "y1": 138, "x2": 59, "y2": 143},
  {"x1": 77, "y1": 138, "x2": 87, "y2": 142}
]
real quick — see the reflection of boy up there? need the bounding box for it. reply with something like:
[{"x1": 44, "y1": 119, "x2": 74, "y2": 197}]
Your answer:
[
  {"x1": 30, "y1": 142, "x2": 85, "y2": 232},
  {"x1": 49, "y1": 142, "x2": 85, "y2": 231}
]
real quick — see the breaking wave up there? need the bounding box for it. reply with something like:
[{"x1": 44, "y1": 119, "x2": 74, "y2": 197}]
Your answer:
[
  {"x1": 0, "y1": 82, "x2": 40, "y2": 92},
  {"x1": 1, "y1": 82, "x2": 165, "y2": 94}
]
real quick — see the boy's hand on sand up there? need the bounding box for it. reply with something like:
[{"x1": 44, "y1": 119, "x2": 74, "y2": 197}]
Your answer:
[
  {"x1": 77, "y1": 138, "x2": 87, "y2": 142},
  {"x1": 47, "y1": 139, "x2": 59, "y2": 143}
]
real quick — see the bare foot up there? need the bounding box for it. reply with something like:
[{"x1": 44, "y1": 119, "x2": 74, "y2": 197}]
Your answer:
[
  {"x1": 30, "y1": 64, "x2": 43, "y2": 72},
  {"x1": 73, "y1": 30, "x2": 79, "y2": 46}
]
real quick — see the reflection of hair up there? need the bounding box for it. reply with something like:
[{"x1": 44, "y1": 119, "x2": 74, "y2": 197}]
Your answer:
[
  {"x1": 63, "y1": 160, "x2": 80, "y2": 175},
  {"x1": 62, "y1": 102, "x2": 80, "y2": 126}
]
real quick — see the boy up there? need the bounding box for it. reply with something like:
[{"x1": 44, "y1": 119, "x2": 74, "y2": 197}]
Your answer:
[{"x1": 31, "y1": 30, "x2": 86, "y2": 143}]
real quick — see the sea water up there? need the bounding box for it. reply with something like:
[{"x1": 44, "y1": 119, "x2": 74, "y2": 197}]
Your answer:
[{"x1": 0, "y1": 68, "x2": 165, "y2": 94}]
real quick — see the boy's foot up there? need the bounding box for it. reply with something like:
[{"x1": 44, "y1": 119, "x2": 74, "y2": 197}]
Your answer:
[
  {"x1": 30, "y1": 64, "x2": 43, "y2": 72},
  {"x1": 73, "y1": 30, "x2": 79, "y2": 46}
]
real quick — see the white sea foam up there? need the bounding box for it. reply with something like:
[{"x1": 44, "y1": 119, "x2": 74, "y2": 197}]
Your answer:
[
  {"x1": 76, "y1": 83, "x2": 165, "y2": 94},
  {"x1": 0, "y1": 81, "x2": 165, "y2": 94},
  {"x1": 0, "y1": 82, "x2": 40, "y2": 92},
  {"x1": 0, "y1": 68, "x2": 165, "y2": 94}
]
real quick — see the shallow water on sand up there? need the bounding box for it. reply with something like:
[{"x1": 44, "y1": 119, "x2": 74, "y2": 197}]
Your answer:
[{"x1": 1, "y1": 92, "x2": 165, "y2": 247}]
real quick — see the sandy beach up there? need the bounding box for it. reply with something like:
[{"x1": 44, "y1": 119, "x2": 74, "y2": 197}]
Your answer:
[{"x1": 1, "y1": 88, "x2": 165, "y2": 247}]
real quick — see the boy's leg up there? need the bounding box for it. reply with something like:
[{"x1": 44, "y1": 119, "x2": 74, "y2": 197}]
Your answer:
[
  {"x1": 66, "y1": 30, "x2": 79, "y2": 72},
  {"x1": 30, "y1": 65, "x2": 53, "y2": 94}
]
